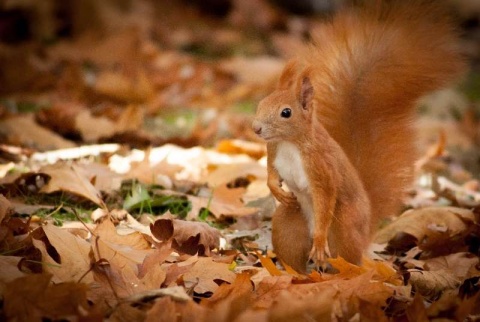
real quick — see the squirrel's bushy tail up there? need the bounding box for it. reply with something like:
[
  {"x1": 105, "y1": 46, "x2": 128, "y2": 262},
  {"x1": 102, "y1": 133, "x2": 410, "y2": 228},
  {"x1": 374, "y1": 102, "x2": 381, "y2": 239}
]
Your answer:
[{"x1": 304, "y1": 0, "x2": 465, "y2": 229}]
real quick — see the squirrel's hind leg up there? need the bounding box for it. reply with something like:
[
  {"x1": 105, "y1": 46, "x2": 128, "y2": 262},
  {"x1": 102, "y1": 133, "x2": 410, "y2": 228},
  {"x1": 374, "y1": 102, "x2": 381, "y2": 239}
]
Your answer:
[{"x1": 330, "y1": 203, "x2": 369, "y2": 265}]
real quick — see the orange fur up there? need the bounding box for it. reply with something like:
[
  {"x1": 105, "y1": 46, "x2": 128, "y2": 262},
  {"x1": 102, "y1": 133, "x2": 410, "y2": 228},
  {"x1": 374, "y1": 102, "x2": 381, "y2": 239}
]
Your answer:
[{"x1": 253, "y1": 0, "x2": 465, "y2": 272}]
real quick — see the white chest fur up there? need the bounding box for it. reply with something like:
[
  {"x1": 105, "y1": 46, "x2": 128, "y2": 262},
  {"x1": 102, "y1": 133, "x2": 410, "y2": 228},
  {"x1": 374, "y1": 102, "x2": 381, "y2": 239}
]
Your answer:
[
  {"x1": 273, "y1": 142, "x2": 309, "y2": 193},
  {"x1": 273, "y1": 141, "x2": 314, "y2": 234}
]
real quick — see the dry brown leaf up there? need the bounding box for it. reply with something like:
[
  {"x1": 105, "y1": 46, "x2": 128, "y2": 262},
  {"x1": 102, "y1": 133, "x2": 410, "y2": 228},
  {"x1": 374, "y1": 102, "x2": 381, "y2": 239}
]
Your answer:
[
  {"x1": 374, "y1": 207, "x2": 475, "y2": 244},
  {"x1": 205, "y1": 162, "x2": 267, "y2": 187},
  {"x1": 408, "y1": 269, "x2": 460, "y2": 297},
  {"x1": 92, "y1": 219, "x2": 154, "y2": 288},
  {"x1": 35, "y1": 102, "x2": 83, "y2": 138},
  {"x1": 253, "y1": 275, "x2": 293, "y2": 309},
  {"x1": 150, "y1": 216, "x2": 221, "y2": 256},
  {"x1": 32, "y1": 224, "x2": 93, "y2": 284},
  {"x1": 139, "y1": 264, "x2": 167, "y2": 290},
  {"x1": 95, "y1": 218, "x2": 150, "y2": 251},
  {"x1": 146, "y1": 296, "x2": 208, "y2": 322},
  {"x1": 362, "y1": 258, "x2": 402, "y2": 285},
  {"x1": 109, "y1": 302, "x2": 145, "y2": 322},
  {"x1": 139, "y1": 245, "x2": 174, "y2": 278},
  {"x1": 202, "y1": 272, "x2": 253, "y2": 308},
  {"x1": 188, "y1": 184, "x2": 259, "y2": 220},
  {"x1": 74, "y1": 162, "x2": 123, "y2": 193},
  {"x1": 145, "y1": 296, "x2": 177, "y2": 322},
  {"x1": 115, "y1": 104, "x2": 146, "y2": 132},
  {"x1": 0, "y1": 256, "x2": 26, "y2": 293},
  {"x1": 183, "y1": 257, "x2": 236, "y2": 294},
  {"x1": 256, "y1": 252, "x2": 283, "y2": 276},
  {"x1": 328, "y1": 257, "x2": 367, "y2": 279},
  {"x1": 75, "y1": 109, "x2": 117, "y2": 142},
  {"x1": 0, "y1": 114, "x2": 76, "y2": 150},
  {"x1": 39, "y1": 163, "x2": 105, "y2": 207},
  {"x1": 94, "y1": 69, "x2": 154, "y2": 103},
  {"x1": 3, "y1": 274, "x2": 89, "y2": 321},
  {"x1": 267, "y1": 287, "x2": 337, "y2": 322},
  {"x1": 405, "y1": 293, "x2": 429, "y2": 322},
  {"x1": 127, "y1": 149, "x2": 183, "y2": 185},
  {"x1": 163, "y1": 255, "x2": 199, "y2": 287},
  {"x1": 0, "y1": 194, "x2": 13, "y2": 223},
  {"x1": 200, "y1": 272, "x2": 253, "y2": 321},
  {"x1": 93, "y1": 233, "x2": 152, "y2": 270},
  {"x1": 424, "y1": 252, "x2": 480, "y2": 279}
]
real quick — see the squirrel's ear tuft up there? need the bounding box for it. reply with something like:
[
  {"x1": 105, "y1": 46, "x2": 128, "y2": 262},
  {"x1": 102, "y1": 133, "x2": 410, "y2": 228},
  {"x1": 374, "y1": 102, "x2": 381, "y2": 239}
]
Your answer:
[
  {"x1": 300, "y1": 76, "x2": 314, "y2": 110},
  {"x1": 278, "y1": 60, "x2": 299, "y2": 90}
]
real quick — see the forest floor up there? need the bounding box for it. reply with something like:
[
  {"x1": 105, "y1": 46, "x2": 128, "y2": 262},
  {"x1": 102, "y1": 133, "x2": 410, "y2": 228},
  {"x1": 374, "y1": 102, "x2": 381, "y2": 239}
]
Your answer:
[{"x1": 1, "y1": 0, "x2": 480, "y2": 320}]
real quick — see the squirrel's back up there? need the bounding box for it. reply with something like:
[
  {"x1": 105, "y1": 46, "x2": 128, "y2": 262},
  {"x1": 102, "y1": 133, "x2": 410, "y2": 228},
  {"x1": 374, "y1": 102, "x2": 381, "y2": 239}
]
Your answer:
[{"x1": 301, "y1": 1, "x2": 465, "y2": 228}]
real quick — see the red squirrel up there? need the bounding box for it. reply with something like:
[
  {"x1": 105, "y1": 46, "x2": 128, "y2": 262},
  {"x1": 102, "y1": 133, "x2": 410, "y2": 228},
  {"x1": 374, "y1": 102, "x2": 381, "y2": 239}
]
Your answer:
[{"x1": 252, "y1": 1, "x2": 465, "y2": 272}]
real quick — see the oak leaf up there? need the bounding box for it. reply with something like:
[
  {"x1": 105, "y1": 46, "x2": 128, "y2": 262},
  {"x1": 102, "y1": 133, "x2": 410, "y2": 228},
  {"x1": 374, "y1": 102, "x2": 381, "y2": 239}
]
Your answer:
[
  {"x1": 151, "y1": 215, "x2": 221, "y2": 256},
  {"x1": 39, "y1": 162, "x2": 105, "y2": 207},
  {"x1": 182, "y1": 257, "x2": 236, "y2": 294},
  {"x1": 32, "y1": 223, "x2": 93, "y2": 283},
  {"x1": 375, "y1": 207, "x2": 475, "y2": 244},
  {"x1": 408, "y1": 269, "x2": 460, "y2": 297},
  {"x1": 95, "y1": 217, "x2": 151, "y2": 251}
]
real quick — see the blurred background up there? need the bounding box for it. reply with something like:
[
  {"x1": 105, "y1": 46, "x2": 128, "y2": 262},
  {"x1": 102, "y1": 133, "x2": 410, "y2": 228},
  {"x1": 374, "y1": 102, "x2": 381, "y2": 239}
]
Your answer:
[{"x1": 0, "y1": 0, "x2": 479, "y2": 175}]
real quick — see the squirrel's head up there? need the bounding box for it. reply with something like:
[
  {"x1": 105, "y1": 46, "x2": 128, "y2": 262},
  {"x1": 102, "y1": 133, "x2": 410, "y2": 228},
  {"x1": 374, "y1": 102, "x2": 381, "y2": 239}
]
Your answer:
[{"x1": 252, "y1": 60, "x2": 315, "y2": 142}]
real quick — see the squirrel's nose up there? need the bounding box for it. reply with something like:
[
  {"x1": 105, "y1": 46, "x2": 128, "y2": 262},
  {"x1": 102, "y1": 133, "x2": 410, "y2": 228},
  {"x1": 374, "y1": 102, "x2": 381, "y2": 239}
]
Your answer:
[{"x1": 252, "y1": 120, "x2": 262, "y2": 135}]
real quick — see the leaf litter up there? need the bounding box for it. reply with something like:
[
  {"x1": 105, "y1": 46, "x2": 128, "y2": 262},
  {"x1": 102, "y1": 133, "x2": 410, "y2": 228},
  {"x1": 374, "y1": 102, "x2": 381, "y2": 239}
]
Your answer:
[{"x1": 1, "y1": 0, "x2": 480, "y2": 320}]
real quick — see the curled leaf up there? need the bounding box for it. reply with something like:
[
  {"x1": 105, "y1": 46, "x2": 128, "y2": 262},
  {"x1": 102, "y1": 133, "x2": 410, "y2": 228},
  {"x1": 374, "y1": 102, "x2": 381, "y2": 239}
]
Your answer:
[{"x1": 151, "y1": 216, "x2": 221, "y2": 256}]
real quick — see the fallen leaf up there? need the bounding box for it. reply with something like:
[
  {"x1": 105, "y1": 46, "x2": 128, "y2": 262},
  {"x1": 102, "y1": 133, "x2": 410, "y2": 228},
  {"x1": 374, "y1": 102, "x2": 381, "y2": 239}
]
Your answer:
[
  {"x1": 267, "y1": 287, "x2": 337, "y2": 322},
  {"x1": 201, "y1": 272, "x2": 253, "y2": 321},
  {"x1": 95, "y1": 217, "x2": 150, "y2": 251},
  {"x1": 408, "y1": 269, "x2": 460, "y2": 297},
  {"x1": 0, "y1": 194, "x2": 13, "y2": 223},
  {"x1": 424, "y1": 253, "x2": 480, "y2": 279},
  {"x1": 75, "y1": 109, "x2": 117, "y2": 142},
  {"x1": 39, "y1": 162, "x2": 106, "y2": 207},
  {"x1": 256, "y1": 252, "x2": 283, "y2": 276},
  {"x1": 205, "y1": 162, "x2": 267, "y2": 187},
  {"x1": 32, "y1": 224, "x2": 93, "y2": 283},
  {"x1": 94, "y1": 69, "x2": 154, "y2": 103},
  {"x1": 375, "y1": 207, "x2": 475, "y2": 244},
  {"x1": 0, "y1": 256, "x2": 26, "y2": 293},
  {"x1": 109, "y1": 302, "x2": 145, "y2": 322},
  {"x1": 405, "y1": 293, "x2": 429, "y2": 322},
  {"x1": 253, "y1": 275, "x2": 292, "y2": 309},
  {"x1": 328, "y1": 256, "x2": 367, "y2": 278},
  {"x1": 183, "y1": 257, "x2": 236, "y2": 294},
  {"x1": 0, "y1": 114, "x2": 76, "y2": 150},
  {"x1": 146, "y1": 296, "x2": 208, "y2": 322},
  {"x1": 151, "y1": 215, "x2": 221, "y2": 256},
  {"x1": 202, "y1": 272, "x2": 253, "y2": 308},
  {"x1": 188, "y1": 184, "x2": 259, "y2": 220},
  {"x1": 3, "y1": 274, "x2": 89, "y2": 321}
]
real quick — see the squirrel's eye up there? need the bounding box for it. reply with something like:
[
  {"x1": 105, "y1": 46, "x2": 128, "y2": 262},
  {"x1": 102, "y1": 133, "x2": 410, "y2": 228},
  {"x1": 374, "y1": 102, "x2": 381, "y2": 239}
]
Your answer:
[{"x1": 281, "y1": 108, "x2": 291, "y2": 118}]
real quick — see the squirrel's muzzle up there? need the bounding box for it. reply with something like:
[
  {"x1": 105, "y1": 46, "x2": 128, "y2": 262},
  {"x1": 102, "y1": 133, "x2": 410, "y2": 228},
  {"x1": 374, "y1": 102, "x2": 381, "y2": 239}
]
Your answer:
[{"x1": 252, "y1": 120, "x2": 262, "y2": 135}]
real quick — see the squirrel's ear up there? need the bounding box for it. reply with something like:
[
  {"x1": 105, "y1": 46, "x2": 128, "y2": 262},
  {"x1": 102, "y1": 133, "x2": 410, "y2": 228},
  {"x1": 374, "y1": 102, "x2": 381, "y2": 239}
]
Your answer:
[
  {"x1": 278, "y1": 60, "x2": 299, "y2": 90},
  {"x1": 300, "y1": 76, "x2": 314, "y2": 110}
]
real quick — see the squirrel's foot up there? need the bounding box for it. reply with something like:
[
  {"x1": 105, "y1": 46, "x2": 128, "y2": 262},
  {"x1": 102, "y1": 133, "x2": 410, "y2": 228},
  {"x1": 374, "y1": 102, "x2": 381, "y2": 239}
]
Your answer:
[{"x1": 309, "y1": 236, "x2": 331, "y2": 270}]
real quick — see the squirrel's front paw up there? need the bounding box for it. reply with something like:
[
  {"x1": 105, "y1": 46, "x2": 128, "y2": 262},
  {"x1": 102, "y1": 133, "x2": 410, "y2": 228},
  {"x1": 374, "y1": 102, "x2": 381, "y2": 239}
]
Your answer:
[
  {"x1": 270, "y1": 187, "x2": 298, "y2": 207},
  {"x1": 277, "y1": 191, "x2": 298, "y2": 207},
  {"x1": 309, "y1": 235, "x2": 331, "y2": 269}
]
